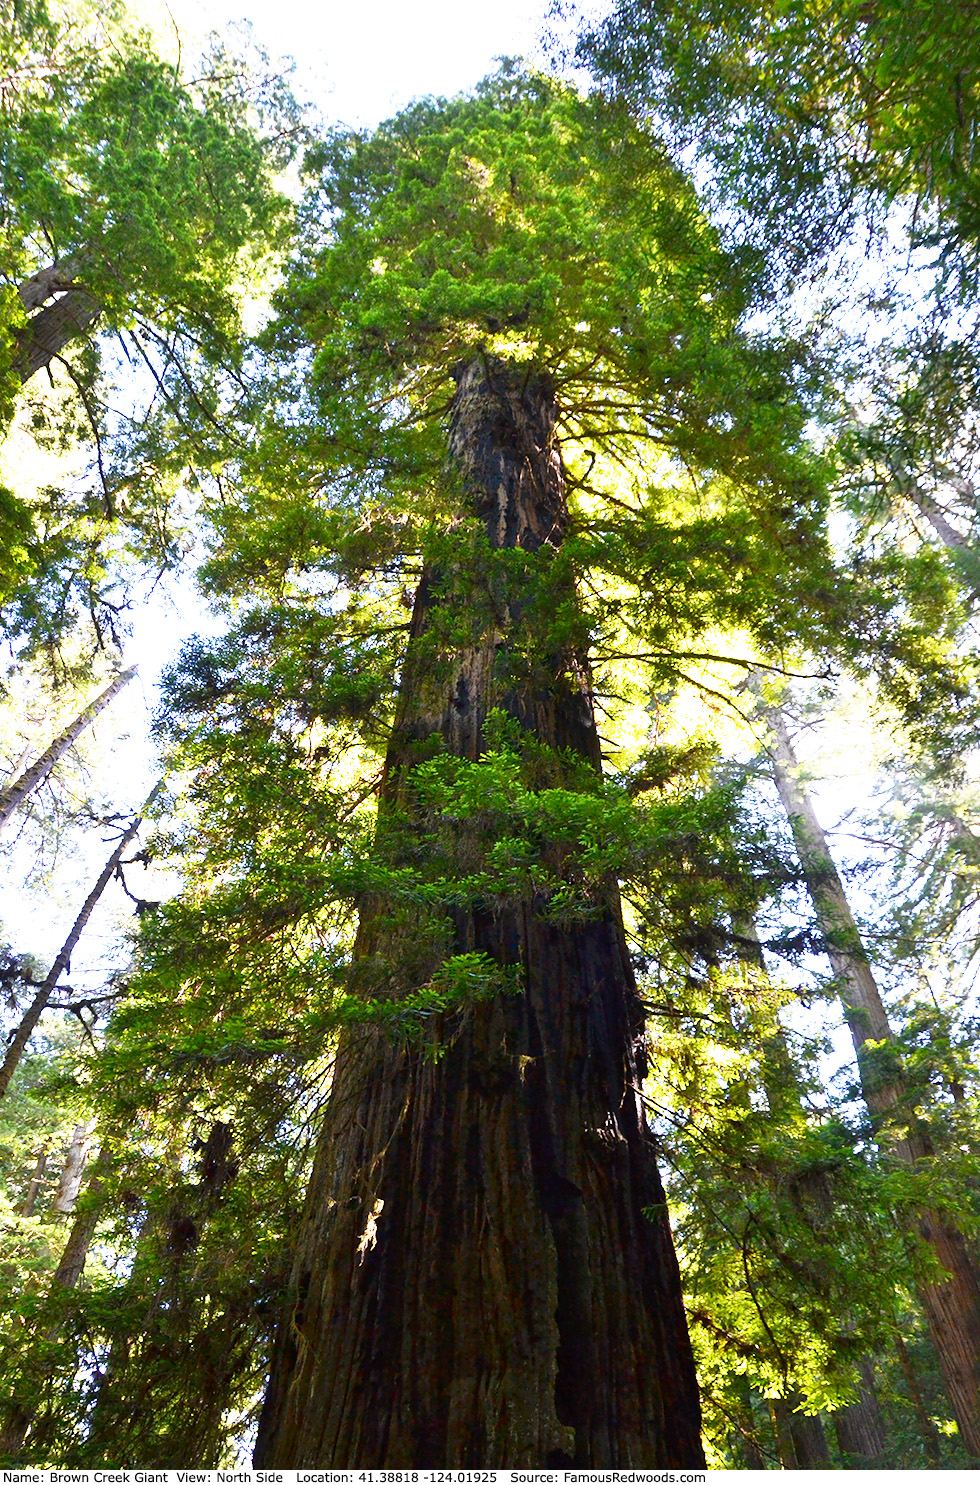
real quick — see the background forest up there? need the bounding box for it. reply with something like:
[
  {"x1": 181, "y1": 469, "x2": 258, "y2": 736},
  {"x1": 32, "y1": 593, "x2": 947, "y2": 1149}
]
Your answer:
[{"x1": 3, "y1": 0, "x2": 980, "y2": 1468}]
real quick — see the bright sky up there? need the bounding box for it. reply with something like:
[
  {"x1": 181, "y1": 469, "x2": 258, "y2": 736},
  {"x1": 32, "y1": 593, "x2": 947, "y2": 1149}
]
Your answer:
[{"x1": 150, "y1": 0, "x2": 556, "y2": 128}]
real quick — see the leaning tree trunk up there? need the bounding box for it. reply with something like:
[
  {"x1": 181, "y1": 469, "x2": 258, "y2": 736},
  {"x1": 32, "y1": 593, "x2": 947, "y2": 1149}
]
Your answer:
[
  {"x1": 0, "y1": 665, "x2": 137, "y2": 835},
  {"x1": 894, "y1": 472, "x2": 969, "y2": 551},
  {"x1": 11, "y1": 254, "x2": 100, "y2": 384},
  {"x1": 764, "y1": 705, "x2": 980, "y2": 1458},
  {"x1": 254, "y1": 358, "x2": 704, "y2": 1469},
  {"x1": 0, "y1": 780, "x2": 160, "y2": 1098},
  {"x1": 14, "y1": 289, "x2": 102, "y2": 382},
  {"x1": 17, "y1": 1148, "x2": 48, "y2": 1217}
]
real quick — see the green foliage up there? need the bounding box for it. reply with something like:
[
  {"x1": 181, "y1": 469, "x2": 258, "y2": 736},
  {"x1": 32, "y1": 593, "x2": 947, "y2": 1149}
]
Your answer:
[
  {"x1": 648, "y1": 955, "x2": 976, "y2": 1465},
  {"x1": 242, "y1": 64, "x2": 839, "y2": 543},
  {"x1": 8, "y1": 42, "x2": 980, "y2": 1469},
  {"x1": 0, "y1": 0, "x2": 295, "y2": 346},
  {"x1": 575, "y1": 0, "x2": 980, "y2": 771},
  {"x1": 187, "y1": 66, "x2": 980, "y2": 770},
  {"x1": 0, "y1": 0, "x2": 298, "y2": 657},
  {"x1": 577, "y1": 0, "x2": 980, "y2": 282}
]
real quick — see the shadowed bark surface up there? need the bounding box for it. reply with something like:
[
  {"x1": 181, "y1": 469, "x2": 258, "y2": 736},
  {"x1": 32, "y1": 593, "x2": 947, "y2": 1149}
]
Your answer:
[
  {"x1": 253, "y1": 357, "x2": 704, "y2": 1468},
  {"x1": 833, "y1": 1360, "x2": 888, "y2": 1466},
  {"x1": 790, "y1": 1404, "x2": 831, "y2": 1469}
]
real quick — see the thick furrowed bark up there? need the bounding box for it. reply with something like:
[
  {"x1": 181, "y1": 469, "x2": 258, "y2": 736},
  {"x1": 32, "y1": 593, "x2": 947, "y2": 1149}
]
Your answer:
[
  {"x1": 257, "y1": 959, "x2": 690, "y2": 1464},
  {"x1": 833, "y1": 1359, "x2": 888, "y2": 1466},
  {"x1": 255, "y1": 359, "x2": 702, "y2": 1468},
  {"x1": 917, "y1": 1214, "x2": 980, "y2": 1458}
]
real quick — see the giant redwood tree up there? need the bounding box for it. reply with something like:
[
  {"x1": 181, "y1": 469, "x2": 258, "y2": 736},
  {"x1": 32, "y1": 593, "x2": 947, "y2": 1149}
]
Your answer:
[
  {"x1": 254, "y1": 354, "x2": 705, "y2": 1467},
  {"x1": 233, "y1": 70, "x2": 861, "y2": 1467},
  {"x1": 6, "y1": 65, "x2": 972, "y2": 1469}
]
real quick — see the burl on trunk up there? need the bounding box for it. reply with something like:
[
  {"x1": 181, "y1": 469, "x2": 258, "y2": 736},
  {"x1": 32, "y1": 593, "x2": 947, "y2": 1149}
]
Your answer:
[{"x1": 253, "y1": 357, "x2": 704, "y2": 1468}]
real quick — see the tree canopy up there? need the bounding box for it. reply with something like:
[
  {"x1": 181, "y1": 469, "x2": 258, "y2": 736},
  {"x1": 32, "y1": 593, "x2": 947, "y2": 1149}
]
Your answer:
[
  {"x1": 0, "y1": 0, "x2": 297, "y2": 658},
  {"x1": 3, "y1": 8, "x2": 980, "y2": 1470}
]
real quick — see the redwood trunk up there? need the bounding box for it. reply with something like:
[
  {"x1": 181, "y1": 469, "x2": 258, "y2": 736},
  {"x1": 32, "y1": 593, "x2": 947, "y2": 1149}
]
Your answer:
[
  {"x1": 17, "y1": 256, "x2": 88, "y2": 314},
  {"x1": 769, "y1": 1397, "x2": 796, "y2": 1469},
  {"x1": 765, "y1": 705, "x2": 980, "y2": 1457},
  {"x1": 15, "y1": 289, "x2": 101, "y2": 381},
  {"x1": 254, "y1": 358, "x2": 703, "y2": 1468},
  {"x1": 789, "y1": 1401, "x2": 830, "y2": 1468},
  {"x1": 833, "y1": 1359, "x2": 888, "y2": 1466},
  {"x1": 730, "y1": 1374, "x2": 765, "y2": 1468}
]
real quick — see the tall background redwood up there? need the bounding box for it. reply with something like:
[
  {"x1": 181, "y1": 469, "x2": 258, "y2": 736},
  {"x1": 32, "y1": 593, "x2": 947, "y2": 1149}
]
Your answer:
[
  {"x1": 253, "y1": 358, "x2": 704, "y2": 1467},
  {"x1": 764, "y1": 705, "x2": 980, "y2": 1456}
]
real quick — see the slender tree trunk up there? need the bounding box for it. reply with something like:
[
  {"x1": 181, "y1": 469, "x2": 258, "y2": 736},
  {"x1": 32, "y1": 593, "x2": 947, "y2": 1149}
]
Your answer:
[
  {"x1": 765, "y1": 710, "x2": 894, "y2": 1087},
  {"x1": 0, "y1": 1157, "x2": 105, "y2": 1460},
  {"x1": 730, "y1": 1374, "x2": 766, "y2": 1468},
  {"x1": 0, "y1": 781, "x2": 160, "y2": 1098},
  {"x1": 3, "y1": 744, "x2": 31, "y2": 786},
  {"x1": 833, "y1": 1358, "x2": 889, "y2": 1466},
  {"x1": 254, "y1": 358, "x2": 703, "y2": 1469},
  {"x1": 0, "y1": 666, "x2": 137, "y2": 835},
  {"x1": 17, "y1": 1148, "x2": 48, "y2": 1217},
  {"x1": 50, "y1": 1165, "x2": 104, "y2": 1288},
  {"x1": 764, "y1": 705, "x2": 980, "y2": 1457},
  {"x1": 15, "y1": 290, "x2": 102, "y2": 382},
  {"x1": 894, "y1": 1331, "x2": 944, "y2": 1465},
  {"x1": 898, "y1": 477, "x2": 969, "y2": 551},
  {"x1": 732, "y1": 918, "x2": 890, "y2": 1464},
  {"x1": 52, "y1": 1122, "x2": 96, "y2": 1214},
  {"x1": 769, "y1": 1397, "x2": 796, "y2": 1469}
]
